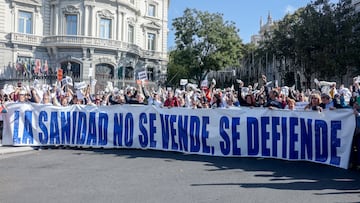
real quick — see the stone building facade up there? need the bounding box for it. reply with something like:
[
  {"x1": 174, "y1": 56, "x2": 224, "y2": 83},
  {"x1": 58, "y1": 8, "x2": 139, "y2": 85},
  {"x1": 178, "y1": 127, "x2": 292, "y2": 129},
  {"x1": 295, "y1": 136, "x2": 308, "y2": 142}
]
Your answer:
[{"x1": 0, "y1": 0, "x2": 169, "y2": 90}]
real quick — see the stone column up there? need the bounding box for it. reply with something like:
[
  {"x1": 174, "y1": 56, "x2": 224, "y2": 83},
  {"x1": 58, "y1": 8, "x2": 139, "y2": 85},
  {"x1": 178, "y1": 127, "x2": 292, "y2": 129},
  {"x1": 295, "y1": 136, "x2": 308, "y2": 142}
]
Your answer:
[
  {"x1": 54, "y1": 4, "x2": 60, "y2": 35},
  {"x1": 121, "y1": 12, "x2": 125, "y2": 41},
  {"x1": 116, "y1": 8, "x2": 120, "y2": 41},
  {"x1": 83, "y1": 5, "x2": 88, "y2": 36},
  {"x1": 90, "y1": 5, "x2": 95, "y2": 37},
  {"x1": 33, "y1": 7, "x2": 38, "y2": 35},
  {"x1": 11, "y1": 6, "x2": 15, "y2": 32},
  {"x1": 50, "y1": 5, "x2": 54, "y2": 35}
]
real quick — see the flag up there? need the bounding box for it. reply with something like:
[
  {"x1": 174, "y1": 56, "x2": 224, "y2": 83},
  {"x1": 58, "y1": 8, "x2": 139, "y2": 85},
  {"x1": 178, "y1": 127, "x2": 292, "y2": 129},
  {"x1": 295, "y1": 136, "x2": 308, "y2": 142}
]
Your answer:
[
  {"x1": 16, "y1": 63, "x2": 23, "y2": 73},
  {"x1": 42, "y1": 60, "x2": 49, "y2": 75},
  {"x1": 34, "y1": 59, "x2": 41, "y2": 75},
  {"x1": 23, "y1": 62, "x2": 27, "y2": 74}
]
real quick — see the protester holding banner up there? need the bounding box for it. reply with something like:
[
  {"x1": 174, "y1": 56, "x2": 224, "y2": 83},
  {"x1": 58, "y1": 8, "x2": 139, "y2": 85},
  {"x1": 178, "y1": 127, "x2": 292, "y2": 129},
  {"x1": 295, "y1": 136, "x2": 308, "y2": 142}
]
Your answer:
[
  {"x1": 237, "y1": 80, "x2": 257, "y2": 107},
  {"x1": 304, "y1": 93, "x2": 322, "y2": 111},
  {"x1": 320, "y1": 93, "x2": 336, "y2": 110},
  {"x1": 210, "y1": 92, "x2": 224, "y2": 108},
  {"x1": 285, "y1": 98, "x2": 296, "y2": 110},
  {"x1": 148, "y1": 91, "x2": 162, "y2": 108},
  {"x1": 0, "y1": 101, "x2": 6, "y2": 141},
  {"x1": 16, "y1": 89, "x2": 28, "y2": 103},
  {"x1": 163, "y1": 90, "x2": 180, "y2": 107},
  {"x1": 351, "y1": 102, "x2": 360, "y2": 170},
  {"x1": 3, "y1": 73, "x2": 360, "y2": 170},
  {"x1": 263, "y1": 89, "x2": 283, "y2": 109}
]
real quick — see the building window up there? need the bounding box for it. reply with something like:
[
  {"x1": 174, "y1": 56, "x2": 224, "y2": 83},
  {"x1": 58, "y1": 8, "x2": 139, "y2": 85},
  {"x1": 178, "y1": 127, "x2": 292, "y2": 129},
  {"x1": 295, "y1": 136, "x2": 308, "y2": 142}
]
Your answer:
[
  {"x1": 128, "y1": 25, "x2": 134, "y2": 43},
  {"x1": 18, "y1": 11, "x2": 32, "y2": 34},
  {"x1": 147, "y1": 33, "x2": 156, "y2": 51},
  {"x1": 148, "y1": 4, "x2": 156, "y2": 17},
  {"x1": 100, "y1": 18, "x2": 111, "y2": 39},
  {"x1": 66, "y1": 14, "x2": 77, "y2": 35},
  {"x1": 147, "y1": 67, "x2": 154, "y2": 81}
]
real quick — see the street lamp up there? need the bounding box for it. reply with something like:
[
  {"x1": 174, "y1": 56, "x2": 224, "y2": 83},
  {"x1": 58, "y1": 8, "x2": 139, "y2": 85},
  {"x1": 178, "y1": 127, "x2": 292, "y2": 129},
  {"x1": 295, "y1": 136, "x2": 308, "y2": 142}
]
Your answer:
[
  {"x1": 89, "y1": 63, "x2": 93, "y2": 94},
  {"x1": 67, "y1": 61, "x2": 72, "y2": 77},
  {"x1": 232, "y1": 68, "x2": 236, "y2": 86},
  {"x1": 117, "y1": 52, "x2": 126, "y2": 88}
]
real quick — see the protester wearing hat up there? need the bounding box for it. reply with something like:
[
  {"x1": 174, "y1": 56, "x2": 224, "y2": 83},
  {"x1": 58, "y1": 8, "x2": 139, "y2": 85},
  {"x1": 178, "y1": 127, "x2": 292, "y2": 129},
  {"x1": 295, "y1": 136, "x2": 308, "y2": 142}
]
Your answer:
[
  {"x1": 148, "y1": 91, "x2": 162, "y2": 108},
  {"x1": 16, "y1": 89, "x2": 28, "y2": 103}
]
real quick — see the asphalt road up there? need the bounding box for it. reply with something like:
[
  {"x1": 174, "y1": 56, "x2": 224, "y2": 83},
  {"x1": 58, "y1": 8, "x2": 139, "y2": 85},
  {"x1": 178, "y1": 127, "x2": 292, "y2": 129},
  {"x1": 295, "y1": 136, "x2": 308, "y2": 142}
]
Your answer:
[{"x1": 0, "y1": 148, "x2": 359, "y2": 203}]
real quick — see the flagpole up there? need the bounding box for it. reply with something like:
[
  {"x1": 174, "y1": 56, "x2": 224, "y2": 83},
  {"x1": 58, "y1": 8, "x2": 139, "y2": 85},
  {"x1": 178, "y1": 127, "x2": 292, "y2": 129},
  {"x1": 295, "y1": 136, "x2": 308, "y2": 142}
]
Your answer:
[{"x1": 89, "y1": 63, "x2": 93, "y2": 95}]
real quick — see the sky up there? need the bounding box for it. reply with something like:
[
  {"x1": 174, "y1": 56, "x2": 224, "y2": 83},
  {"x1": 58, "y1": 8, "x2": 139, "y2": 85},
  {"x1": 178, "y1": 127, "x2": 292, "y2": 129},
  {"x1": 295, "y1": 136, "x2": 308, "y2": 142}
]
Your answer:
[{"x1": 167, "y1": 0, "x2": 334, "y2": 48}]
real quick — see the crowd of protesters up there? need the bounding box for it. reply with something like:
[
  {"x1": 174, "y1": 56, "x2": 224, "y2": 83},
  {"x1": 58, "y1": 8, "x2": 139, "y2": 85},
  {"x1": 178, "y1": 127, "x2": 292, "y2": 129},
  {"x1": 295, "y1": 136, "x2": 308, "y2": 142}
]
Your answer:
[{"x1": 0, "y1": 74, "x2": 360, "y2": 170}]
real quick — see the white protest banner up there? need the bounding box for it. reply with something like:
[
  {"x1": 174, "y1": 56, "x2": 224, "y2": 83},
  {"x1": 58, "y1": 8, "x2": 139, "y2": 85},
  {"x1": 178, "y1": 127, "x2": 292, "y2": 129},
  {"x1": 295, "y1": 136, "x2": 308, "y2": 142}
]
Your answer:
[
  {"x1": 236, "y1": 79, "x2": 242, "y2": 84},
  {"x1": 3, "y1": 84, "x2": 15, "y2": 95},
  {"x1": 74, "y1": 81, "x2": 87, "y2": 90},
  {"x1": 33, "y1": 79, "x2": 40, "y2": 87},
  {"x1": 354, "y1": 76, "x2": 360, "y2": 83},
  {"x1": 180, "y1": 79, "x2": 188, "y2": 86},
  {"x1": 88, "y1": 67, "x2": 94, "y2": 77},
  {"x1": 62, "y1": 76, "x2": 73, "y2": 86},
  {"x1": 106, "y1": 81, "x2": 114, "y2": 92},
  {"x1": 76, "y1": 89, "x2": 84, "y2": 100},
  {"x1": 2, "y1": 103, "x2": 355, "y2": 169},
  {"x1": 201, "y1": 80, "x2": 208, "y2": 87},
  {"x1": 91, "y1": 79, "x2": 97, "y2": 87},
  {"x1": 187, "y1": 83, "x2": 198, "y2": 91},
  {"x1": 211, "y1": 79, "x2": 216, "y2": 86},
  {"x1": 281, "y1": 86, "x2": 289, "y2": 96},
  {"x1": 138, "y1": 71, "x2": 147, "y2": 81}
]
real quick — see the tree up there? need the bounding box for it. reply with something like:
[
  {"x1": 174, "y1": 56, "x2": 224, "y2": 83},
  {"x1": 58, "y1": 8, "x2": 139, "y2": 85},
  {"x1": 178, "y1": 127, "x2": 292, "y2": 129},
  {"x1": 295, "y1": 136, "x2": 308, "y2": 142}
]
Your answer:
[
  {"x1": 260, "y1": 0, "x2": 360, "y2": 88},
  {"x1": 331, "y1": 0, "x2": 360, "y2": 81},
  {"x1": 166, "y1": 50, "x2": 190, "y2": 87},
  {"x1": 168, "y1": 8, "x2": 244, "y2": 86}
]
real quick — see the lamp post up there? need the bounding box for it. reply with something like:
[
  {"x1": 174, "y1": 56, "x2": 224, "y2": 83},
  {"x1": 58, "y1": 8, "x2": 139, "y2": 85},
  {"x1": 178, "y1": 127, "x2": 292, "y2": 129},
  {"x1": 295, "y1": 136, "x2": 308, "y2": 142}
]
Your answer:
[
  {"x1": 117, "y1": 52, "x2": 126, "y2": 89},
  {"x1": 89, "y1": 63, "x2": 93, "y2": 94},
  {"x1": 117, "y1": 59, "x2": 125, "y2": 89},
  {"x1": 232, "y1": 69, "x2": 236, "y2": 86},
  {"x1": 67, "y1": 61, "x2": 72, "y2": 77}
]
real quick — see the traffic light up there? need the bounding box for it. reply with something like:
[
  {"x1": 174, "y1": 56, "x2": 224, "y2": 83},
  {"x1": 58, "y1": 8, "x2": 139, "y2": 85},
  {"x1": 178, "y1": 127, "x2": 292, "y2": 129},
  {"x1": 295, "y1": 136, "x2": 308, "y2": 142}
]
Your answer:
[{"x1": 57, "y1": 69, "x2": 63, "y2": 81}]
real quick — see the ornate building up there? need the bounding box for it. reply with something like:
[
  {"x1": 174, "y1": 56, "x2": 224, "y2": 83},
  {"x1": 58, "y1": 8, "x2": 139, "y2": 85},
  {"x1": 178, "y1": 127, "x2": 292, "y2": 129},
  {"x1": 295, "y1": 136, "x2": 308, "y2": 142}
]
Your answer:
[
  {"x1": 0, "y1": 0, "x2": 169, "y2": 90},
  {"x1": 250, "y1": 12, "x2": 274, "y2": 47},
  {"x1": 243, "y1": 13, "x2": 289, "y2": 89}
]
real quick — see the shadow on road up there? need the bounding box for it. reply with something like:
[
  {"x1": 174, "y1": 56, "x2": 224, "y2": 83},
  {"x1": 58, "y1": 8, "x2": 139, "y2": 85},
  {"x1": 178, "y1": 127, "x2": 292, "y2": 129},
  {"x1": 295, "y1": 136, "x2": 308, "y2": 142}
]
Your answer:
[{"x1": 66, "y1": 147, "x2": 360, "y2": 194}]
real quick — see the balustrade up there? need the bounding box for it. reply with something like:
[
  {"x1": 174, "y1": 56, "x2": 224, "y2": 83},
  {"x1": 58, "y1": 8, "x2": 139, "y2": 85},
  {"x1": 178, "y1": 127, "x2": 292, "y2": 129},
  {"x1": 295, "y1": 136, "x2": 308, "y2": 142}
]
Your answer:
[{"x1": 10, "y1": 33, "x2": 162, "y2": 59}]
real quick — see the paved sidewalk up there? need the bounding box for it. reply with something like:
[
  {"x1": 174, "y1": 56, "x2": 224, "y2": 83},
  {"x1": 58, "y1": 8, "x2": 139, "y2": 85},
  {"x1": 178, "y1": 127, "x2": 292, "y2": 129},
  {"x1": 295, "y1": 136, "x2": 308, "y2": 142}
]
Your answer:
[{"x1": 0, "y1": 140, "x2": 35, "y2": 155}]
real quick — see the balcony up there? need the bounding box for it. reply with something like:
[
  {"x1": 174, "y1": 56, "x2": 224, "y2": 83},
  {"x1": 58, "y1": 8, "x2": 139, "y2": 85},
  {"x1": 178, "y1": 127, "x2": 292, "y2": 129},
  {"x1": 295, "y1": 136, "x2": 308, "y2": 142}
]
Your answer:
[
  {"x1": 10, "y1": 33, "x2": 43, "y2": 46},
  {"x1": 42, "y1": 35, "x2": 145, "y2": 55},
  {"x1": 10, "y1": 33, "x2": 163, "y2": 59}
]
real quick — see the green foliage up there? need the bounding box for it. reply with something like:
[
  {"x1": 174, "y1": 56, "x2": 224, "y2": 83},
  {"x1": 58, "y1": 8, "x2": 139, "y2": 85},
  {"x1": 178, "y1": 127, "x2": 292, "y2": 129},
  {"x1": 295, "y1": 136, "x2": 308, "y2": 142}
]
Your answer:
[
  {"x1": 168, "y1": 8, "x2": 244, "y2": 86},
  {"x1": 259, "y1": 0, "x2": 360, "y2": 87},
  {"x1": 166, "y1": 50, "x2": 191, "y2": 86}
]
